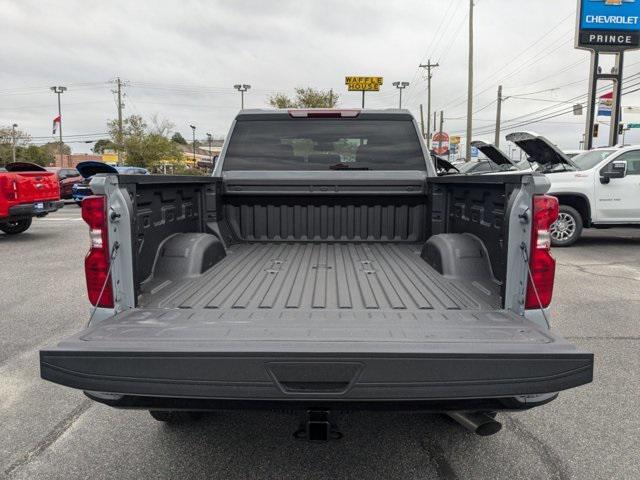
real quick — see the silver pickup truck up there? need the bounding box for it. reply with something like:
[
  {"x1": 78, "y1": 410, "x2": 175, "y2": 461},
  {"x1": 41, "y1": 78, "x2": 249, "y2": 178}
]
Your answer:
[{"x1": 40, "y1": 109, "x2": 593, "y2": 439}]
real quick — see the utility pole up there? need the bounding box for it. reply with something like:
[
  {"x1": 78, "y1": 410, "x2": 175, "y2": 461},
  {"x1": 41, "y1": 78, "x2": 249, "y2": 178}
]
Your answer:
[
  {"x1": 439, "y1": 110, "x2": 444, "y2": 136},
  {"x1": 392, "y1": 81, "x2": 410, "y2": 108},
  {"x1": 50, "y1": 86, "x2": 67, "y2": 166},
  {"x1": 233, "y1": 84, "x2": 251, "y2": 109},
  {"x1": 465, "y1": 0, "x2": 474, "y2": 161},
  {"x1": 419, "y1": 104, "x2": 425, "y2": 138},
  {"x1": 113, "y1": 77, "x2": 125, "y2": 165},
  {"x1": 11, "y1": 123, "x2": 17, "y2": 162},
  {"x1": 190, "y1": 125, "x2": 196, "y2": 163},
  {"x1": 419, "y1": 60, "x2": 439, "y2": 149},
  {"x1": 494, "y1": 85, "x2": 502, "y2": 147}
]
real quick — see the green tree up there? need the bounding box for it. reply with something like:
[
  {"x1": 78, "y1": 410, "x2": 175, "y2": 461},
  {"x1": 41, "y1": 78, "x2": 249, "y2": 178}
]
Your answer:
[
  {"x1": 42, "y1": 142, "x2": 71, "y2": 159},
  {"x1": 269, "y1": 93, "x2": 295, "y2": 108},
  {"x1": 124, "y1": 133, "x2": 183, "y2": 168},
  {"x1": 268, "y1": 88, "x2": 338, "y2": 108},
  {"x1": 108, "y1": 115, "x2": 182, "y2": 169},
  {"x1": 171, "y1": 132, "x2": 187, "y2": 145},
  {"x1": 0, "y1": 125, "x2": 31, "y2": 165},
  {"x1": 19, "y1": 145, "x2": 53, "y2": 166},
  {"x1": 92, "y1": 138, "x2": 116, "y2": 154}
]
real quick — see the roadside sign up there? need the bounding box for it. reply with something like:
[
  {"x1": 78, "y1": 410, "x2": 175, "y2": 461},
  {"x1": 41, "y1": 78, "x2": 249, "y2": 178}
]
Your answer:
[
  {"x1": 628, "y1": 123, "x2": 640, "y2": 128},
  {"x1": 432, "y1": 132, "x2": 449, "y2": 155},
  {"x1": 345, "y1": 76, "x2": 383, "y2": 92},
  {"x1": 450, "y1": 135, "x2": 461, "y2": 145},
  {"x1": 575, "y1": 0, "x2": 640, "y2": 51}
]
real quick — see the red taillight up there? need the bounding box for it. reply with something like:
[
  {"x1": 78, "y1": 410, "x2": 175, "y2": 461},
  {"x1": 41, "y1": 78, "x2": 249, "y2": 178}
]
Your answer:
[
  {"x1": 82, "y1": 195, "x2": 114, "y2": 308},
  {"x1": 1, "y1": 177, "x2": 18, "y2": 201},
  {"x1": 525, "y1": 195, "x2": 559, "y2": 309}
]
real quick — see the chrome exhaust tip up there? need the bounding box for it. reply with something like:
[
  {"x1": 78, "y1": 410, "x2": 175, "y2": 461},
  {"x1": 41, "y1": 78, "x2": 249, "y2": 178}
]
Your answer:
[{"x1": 447, "y1": 411, "x2": 502, "y2": 436}]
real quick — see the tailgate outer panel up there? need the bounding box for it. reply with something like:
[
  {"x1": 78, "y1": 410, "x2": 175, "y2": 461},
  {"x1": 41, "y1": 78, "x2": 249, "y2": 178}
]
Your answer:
[{"x1": 41, "y1": 308, "x2": 593, "y2": 401}]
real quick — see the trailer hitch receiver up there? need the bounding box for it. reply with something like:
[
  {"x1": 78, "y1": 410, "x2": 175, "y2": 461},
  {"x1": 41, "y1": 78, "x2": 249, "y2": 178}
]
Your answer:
[{"x1": 294, "y1": 410, "x2": 342, "y2": 441}]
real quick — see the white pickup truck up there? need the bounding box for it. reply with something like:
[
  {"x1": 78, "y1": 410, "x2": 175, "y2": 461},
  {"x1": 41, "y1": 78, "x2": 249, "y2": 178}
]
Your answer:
[{"x1": 475, "y1": 132, "x2": 640, "y2": 247}]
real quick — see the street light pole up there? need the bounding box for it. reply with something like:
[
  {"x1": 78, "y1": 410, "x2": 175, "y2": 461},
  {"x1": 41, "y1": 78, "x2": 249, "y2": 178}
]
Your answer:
[
  {"x1": 190, "y1": 125, "x2": 196, "y2": 163},
  {"x1": 206, "y1": 133, "x2": 213, "y2": 165},
  {"x1": 11, "y1": 123, "x2": 18, "y2": 162},
  {"x1": 233, "y1": 84, "x2": 251, "y2": 109},
  {"x1": 392, "y1": 81, "x2": 410, "y2": 109},
  {"x1": 50, "y1": 86, "x2": 67, "y2": 166}
]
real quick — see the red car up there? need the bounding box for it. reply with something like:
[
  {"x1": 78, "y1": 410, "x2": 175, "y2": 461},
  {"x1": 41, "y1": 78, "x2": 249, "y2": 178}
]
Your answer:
[
  {"x1": 0, "y1": 162, "x2": 64, "y2": 235},
  {"x1": 45, "y1": 167, "x2": 82, "y2": 199}
]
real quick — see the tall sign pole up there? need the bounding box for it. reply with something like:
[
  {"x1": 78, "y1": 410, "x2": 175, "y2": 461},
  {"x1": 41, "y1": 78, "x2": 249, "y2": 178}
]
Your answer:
[
  {"x1": 584, "y1": 51, "x2": 599, "y2": 150},
  {"x1": 345, "y1": 76, "x2": 384, "y2": 108},
  {"x1": 609, "y1": 52, "x2": 624, "y2": 146},
  {"x1": 575, "y1": 0, "x2": 640, "y2": 148}
]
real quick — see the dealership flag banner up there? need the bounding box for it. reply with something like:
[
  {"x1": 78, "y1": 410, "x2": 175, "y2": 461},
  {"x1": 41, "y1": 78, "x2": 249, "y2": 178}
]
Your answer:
[
  {"x1": 52, "y1": 115, "x2": 61, "y2": 134},
  {"x1": 598, "y1": 92, "x2": 613, "y2": 117}
]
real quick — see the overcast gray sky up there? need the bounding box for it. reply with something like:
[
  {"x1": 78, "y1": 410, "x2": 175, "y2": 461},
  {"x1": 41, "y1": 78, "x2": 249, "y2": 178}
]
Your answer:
[{"x1": 3, "y1": 0, "x2": 640, "y2": 154}]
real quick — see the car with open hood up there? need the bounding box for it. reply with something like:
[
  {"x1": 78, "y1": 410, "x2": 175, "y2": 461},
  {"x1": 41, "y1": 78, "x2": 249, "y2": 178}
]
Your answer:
[
  {"x1": 463, "y1": 140, "x2": 522, "y2": 174},
  {"x1": 506, "y1": 132, "x2": 640, "y2": 246}
]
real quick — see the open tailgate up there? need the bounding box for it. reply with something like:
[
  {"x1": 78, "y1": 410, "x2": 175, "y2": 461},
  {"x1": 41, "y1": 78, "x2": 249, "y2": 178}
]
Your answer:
[{"x1": 41, "y1": 308, "x2": 593, "y2": 401}]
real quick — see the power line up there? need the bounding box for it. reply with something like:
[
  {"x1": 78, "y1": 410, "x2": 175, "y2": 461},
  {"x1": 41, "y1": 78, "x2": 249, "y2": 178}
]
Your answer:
[
  {"x1": 450, "y1": 74, "x2": 640, "y2": 137},
  {"x1": 437, "y1": 12, "x2": 575, "y2": 111},
  {"x1": 441, "y1": 34, "x2": 575, "y2": 113}
]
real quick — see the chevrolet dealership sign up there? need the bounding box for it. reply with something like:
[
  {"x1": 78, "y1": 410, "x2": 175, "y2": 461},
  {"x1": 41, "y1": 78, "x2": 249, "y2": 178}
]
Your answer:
[{"x1": 576, "y1": 0, "x2": 640, "y2": 50}]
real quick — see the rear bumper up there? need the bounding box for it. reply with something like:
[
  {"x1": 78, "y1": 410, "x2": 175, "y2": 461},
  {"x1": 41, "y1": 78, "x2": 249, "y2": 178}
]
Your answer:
[
  {"x1": 84, "y1": 391, "x2": 559, "y2": 412},
  {"x1": 7, "y1": 200, "x2": 64, "y2": 218},
  {"x1": 40, "y1": 350, "x2": 593, "y2": 403}
]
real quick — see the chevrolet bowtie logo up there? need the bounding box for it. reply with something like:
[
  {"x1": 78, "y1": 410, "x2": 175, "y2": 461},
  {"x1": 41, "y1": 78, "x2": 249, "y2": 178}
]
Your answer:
[{"x1": 592, "y1": 0, "x2": 635, "y2": 5}]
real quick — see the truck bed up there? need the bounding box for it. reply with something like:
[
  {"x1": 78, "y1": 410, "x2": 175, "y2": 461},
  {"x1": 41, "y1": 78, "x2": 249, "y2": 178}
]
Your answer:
[
  {"x1": 141, "y1": 242, "x2": 493, "y2": 312},
  {"x1": 41, "y1": 241, "x2": 592, "y2": 403}
]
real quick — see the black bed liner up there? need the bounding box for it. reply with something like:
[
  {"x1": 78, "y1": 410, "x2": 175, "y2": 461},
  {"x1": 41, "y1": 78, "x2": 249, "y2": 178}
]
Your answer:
[{"x1": 142, "y1": 243, "x2": 490, "y2": 311}]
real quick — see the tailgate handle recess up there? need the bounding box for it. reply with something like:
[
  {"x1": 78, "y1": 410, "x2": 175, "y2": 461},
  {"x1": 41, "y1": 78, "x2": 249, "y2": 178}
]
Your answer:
[{"x1": 267, "y1": 362, "x2": 363, "y2": 395}]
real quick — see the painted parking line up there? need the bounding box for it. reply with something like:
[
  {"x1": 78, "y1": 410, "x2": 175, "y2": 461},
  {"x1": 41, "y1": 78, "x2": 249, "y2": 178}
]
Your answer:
[{"x1": 38, "y1": 217, "x2": 83, "y2": 221}]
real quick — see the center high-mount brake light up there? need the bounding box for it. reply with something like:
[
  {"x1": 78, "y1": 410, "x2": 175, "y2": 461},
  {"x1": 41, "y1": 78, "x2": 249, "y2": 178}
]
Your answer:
[
  {"x1": 81, "y1": 195, "x2": 114, "y2": 308},
  {"x1": 288, "y1": 109, "x2": 360, "y2": 118},
  {"x1": 525, "y1": 195, "x2": 559, "y2": 310}
]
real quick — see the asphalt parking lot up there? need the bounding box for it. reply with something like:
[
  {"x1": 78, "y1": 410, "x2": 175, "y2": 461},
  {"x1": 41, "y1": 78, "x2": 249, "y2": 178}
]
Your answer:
[{"x1": 1, "y1": 207, "x2": 639, "y2": 480}]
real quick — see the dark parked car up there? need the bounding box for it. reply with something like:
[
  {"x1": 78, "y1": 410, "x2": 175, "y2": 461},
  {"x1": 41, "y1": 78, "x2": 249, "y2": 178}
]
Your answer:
[
  {"x1": 72, "y1": 162, "x2": 148, "y2": 204},
  {"x1": 45, "y1": 167, "x2": 82, "y2": 199}
]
